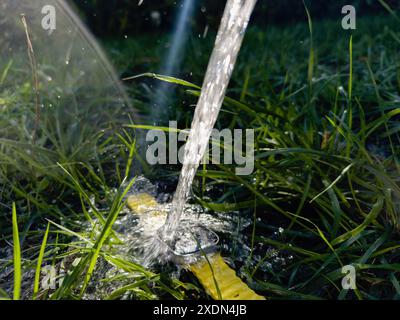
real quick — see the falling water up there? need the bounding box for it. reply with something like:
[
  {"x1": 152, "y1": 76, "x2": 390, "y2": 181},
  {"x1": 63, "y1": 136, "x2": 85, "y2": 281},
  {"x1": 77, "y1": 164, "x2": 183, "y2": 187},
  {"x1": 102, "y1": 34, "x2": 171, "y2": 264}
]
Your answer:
[
  {"x1": 152, "y1": 0, "x2": 197, "y2": 122},
  {"x1": 161, "y1": 0, "x2": 258, "y2": 241}
]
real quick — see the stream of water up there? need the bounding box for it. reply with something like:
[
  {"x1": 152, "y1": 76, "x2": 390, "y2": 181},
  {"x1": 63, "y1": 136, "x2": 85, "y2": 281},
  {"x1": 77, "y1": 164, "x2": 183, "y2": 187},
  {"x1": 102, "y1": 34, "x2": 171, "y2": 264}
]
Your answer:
[{"x1": 161, "y1": 0, "x2": 258, "y2": 242}]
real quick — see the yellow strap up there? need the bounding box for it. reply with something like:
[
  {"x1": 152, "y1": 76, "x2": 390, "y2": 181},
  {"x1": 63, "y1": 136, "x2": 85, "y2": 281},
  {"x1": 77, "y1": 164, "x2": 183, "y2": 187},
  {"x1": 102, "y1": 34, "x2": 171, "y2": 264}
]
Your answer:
[
  {"x1": 127, "y1": 193, "x2": 266, "y2": 300},
  {"x1": 190, "y1": 253, "x2": 265, "y2": 300},
  {"x1": 127, "y1": 193, "x2": 162, "y2": 215}
]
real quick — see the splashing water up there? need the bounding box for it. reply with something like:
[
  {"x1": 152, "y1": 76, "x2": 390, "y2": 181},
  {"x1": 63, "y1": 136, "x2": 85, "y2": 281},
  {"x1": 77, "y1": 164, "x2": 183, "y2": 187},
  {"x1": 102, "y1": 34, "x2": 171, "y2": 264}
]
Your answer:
[
  {"x1": 161, "y1": 0, "x2": 258, "y2": 242},
  {"x1": 120, "y1": 0, "x2": 258, "y2": 268},
  {"x1": 118, "y1": 177, "x2": 238, "y2": 267}
]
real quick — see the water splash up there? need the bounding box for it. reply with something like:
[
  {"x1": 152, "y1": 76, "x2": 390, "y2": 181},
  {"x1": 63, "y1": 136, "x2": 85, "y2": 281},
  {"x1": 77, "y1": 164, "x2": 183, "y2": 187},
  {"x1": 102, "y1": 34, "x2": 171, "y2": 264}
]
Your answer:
[
  {"x1": 0, "y1": 0, "x2": 133, "y2": 137},
  {"x1": 112, "y1": 0, "x2": 257, "y2": 268},
  {"x1": 118, "y1": 177, "x2": 236, "y2": 267},
  {"x1": 162, "y1": 0, "x2": 258, "y2": 241}
]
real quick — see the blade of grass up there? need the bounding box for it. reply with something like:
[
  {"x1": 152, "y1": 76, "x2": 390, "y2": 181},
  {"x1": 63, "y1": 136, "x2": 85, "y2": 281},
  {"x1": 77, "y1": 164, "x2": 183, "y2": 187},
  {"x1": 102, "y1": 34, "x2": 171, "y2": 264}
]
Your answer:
[
  {"x1": 332, "y1": 196, "x2": 384, "y2": 246},
  {"x1": 80, "y1": 177, "x2": 136, "y2": 296},
  {"x1": 310, "y1": 163, "x2": 354, "y2": 203},
  {"x1": 33, "y1": 223, "x2": 50, "y2": 299},
  {"x1": 12, "y1": 202, "x2": 21, "y2": 300}
]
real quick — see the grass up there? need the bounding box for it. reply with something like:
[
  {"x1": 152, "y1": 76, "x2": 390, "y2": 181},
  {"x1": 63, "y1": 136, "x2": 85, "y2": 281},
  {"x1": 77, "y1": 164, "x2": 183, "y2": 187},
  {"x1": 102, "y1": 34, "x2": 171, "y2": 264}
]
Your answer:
[
  {"x1": 1, "y1": 7, "x2": 400, "y2": 300},
  {"x1": 12, "y1": 203, "x2": 21, "y2": 300},
  {"x1": 33, "y1": 223, "x2": 50, "y2": 299}
]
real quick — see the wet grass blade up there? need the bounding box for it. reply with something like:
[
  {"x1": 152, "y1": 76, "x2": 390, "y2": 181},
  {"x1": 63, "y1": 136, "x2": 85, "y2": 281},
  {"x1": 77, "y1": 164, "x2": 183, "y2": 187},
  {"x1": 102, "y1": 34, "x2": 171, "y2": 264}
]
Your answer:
[
  {"x1": 123, "y1": 72, "x2": 200, "y2": 89},
  {"x1": 310, "y1": 163, "x2": 354, "y2": 203},
  {"x1": 80, "y1": 178, "x2": 136, "y2": 296},
  {"x1": 33, "y1": 223, "x2": 50, "y2": 299},
  {"x1": 332, "y1": 196, "x2": 384, "y2": 246},
  {"x1": 12, "y1": 203, "x2": 21, "y2": 300}
]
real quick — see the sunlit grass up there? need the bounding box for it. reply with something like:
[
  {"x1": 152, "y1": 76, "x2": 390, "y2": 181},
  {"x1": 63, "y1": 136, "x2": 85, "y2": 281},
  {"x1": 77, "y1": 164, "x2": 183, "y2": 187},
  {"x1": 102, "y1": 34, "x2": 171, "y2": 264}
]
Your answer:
[{"x1": 0, "y1": 10, "x2": 400, "y2": 300}]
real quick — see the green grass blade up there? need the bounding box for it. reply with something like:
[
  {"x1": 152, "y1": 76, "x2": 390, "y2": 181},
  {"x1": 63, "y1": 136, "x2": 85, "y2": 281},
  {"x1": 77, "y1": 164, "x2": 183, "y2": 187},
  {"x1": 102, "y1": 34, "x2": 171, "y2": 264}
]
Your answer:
[
  {"x1": 12, "y1": 203, "x2": 21, "y2": 300},
  {"x1": 348, "y1": 35, "x2": 353, "y2": 102},
  {"x1": 332, "y1": 196, "x2": 384, "y2": 246},
  {"x1": 33, "y1": 223, "x2": 50, "y2": 299},
  {"x1": 123, "y1": 72, "x2": 200, "y2": 89},
  {"x1": 80, "y1": 178, "x2": 136, "y2": 295},
  {"x1": 310, "y1": 163, "x2": 354, "y2": 203},
  {"x1": 0, "y1": 59, "x2": 13, "y2": 85},
  {"x1": 378, "y1": 0, "x2": 400, "y2": 23}
]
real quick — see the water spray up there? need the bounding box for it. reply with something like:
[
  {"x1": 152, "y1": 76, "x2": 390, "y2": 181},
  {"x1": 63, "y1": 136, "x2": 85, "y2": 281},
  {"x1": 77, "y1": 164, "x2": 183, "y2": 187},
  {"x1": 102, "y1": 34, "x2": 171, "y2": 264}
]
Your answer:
[
  {"x1": 127, "y1": 192, "x2": 264, "y2": 300},
  {"x1": 152, "y1": 0, "x2": 197, "y2": 123},
  {"x1": 129, "y1": 0, "x2": 263, "y2": 300},
  {"x1": 163, "y1": 0, "x2": 259, "y2": 243}
]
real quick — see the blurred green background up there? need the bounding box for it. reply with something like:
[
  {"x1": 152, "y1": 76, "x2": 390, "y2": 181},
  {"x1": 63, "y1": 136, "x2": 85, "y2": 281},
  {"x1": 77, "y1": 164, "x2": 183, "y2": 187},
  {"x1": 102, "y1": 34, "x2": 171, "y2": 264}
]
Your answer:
[{"x1": 71, "y1": 0, "x2": 398, "y2": 36}]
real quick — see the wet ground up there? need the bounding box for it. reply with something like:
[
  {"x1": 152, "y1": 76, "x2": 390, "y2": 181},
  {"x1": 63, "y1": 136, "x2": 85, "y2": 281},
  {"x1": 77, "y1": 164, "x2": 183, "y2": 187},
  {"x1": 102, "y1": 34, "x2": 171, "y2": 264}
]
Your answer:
[{"x1": 0, "y1": 175, "x2": 292, "y2": 300}]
